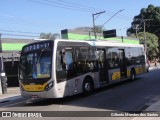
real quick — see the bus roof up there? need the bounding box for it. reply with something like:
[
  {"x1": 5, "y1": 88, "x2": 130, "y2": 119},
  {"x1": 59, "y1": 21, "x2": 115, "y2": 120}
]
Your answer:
[
  {"x1": 55, "y1": 39, "x2": 143, "y2": 48},
  {"x1": 22, "y1": 39, "x2": 143, "y2": 49}
]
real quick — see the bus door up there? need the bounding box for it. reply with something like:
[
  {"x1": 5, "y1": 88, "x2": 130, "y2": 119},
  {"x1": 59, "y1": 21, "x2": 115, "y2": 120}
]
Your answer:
[
  {"x1": 118, "y1": 49, "x2": 127, "y2": 79},
  {"x1": 97, "y1": 48, "x2": 108, "y2": 84}
]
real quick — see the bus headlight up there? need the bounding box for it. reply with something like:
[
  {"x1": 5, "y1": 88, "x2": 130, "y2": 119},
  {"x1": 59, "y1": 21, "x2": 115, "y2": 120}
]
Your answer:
[{"x1": 45, "y1": 81, "x2": 53, "y2": 91}]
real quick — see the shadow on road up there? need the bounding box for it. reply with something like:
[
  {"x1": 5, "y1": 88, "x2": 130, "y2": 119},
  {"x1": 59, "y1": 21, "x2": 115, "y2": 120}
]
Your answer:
[{"x1": 3, "y1": 70, "x2": 160, "y2": 113}]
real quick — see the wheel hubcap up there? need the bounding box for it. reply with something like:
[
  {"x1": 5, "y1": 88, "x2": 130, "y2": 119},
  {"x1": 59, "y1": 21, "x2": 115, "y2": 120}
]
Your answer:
[{"x1": 85, "y1": 83, "x2": 91, "y2": 91}]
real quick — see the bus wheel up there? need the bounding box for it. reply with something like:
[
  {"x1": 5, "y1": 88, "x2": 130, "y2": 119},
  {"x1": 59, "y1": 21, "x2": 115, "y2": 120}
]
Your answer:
[
  {"x1": 130, "y1": 70, "x2": 136, "y2": 80},
  {"x1": 83, "y1": 78, "x2": 94, "y2": 96}
]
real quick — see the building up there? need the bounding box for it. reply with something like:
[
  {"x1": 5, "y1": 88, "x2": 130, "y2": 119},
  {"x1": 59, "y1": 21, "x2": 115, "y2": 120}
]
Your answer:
[
  {"x1": 61, "y1": 29, "x2": 140, "y2": 44},
  {"x1": 1, "y1": 38, "x2": 34, "y2": 87}
]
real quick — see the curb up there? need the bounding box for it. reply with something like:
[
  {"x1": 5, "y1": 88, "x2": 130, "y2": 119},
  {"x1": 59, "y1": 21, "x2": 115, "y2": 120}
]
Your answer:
[
  {"x1": 149, "y1": 66, "x2": 160, "y2": 71},
  {"x1": 0, "y1": 94, "x2": 22, "y2": 103},
  {"x1": 145, "y1": 100, "x2": 160, "y2": 111}
]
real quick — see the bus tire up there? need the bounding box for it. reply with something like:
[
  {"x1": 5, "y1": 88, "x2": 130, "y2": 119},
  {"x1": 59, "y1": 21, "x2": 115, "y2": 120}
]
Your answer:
[
  {"x1": 83, "y1": 77, "x2": 94, "y2": 96},
  {"x1": 130, "y1": 69, "x2": 136, "y2": 80}
]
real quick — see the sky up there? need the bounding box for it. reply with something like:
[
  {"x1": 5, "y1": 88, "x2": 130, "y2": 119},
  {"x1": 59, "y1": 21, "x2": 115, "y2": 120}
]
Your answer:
[{"x1": 0, "y1": 0, "x2": 160, "y2": 39}]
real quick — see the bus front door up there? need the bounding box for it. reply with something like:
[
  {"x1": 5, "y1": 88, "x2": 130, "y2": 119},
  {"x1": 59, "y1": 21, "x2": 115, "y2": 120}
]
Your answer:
[
  {"x1": 97, "y1": 49, "x2": 108, "y2": 84},
  {"x1": 118, "y1": 49, "x2": 127, "y2": 79}
]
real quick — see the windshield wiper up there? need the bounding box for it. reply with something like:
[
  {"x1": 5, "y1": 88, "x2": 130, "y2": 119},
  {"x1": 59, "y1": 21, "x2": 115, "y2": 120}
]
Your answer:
[{"x1": 36, "y1": 49, "x2": 44, "y2": 64}]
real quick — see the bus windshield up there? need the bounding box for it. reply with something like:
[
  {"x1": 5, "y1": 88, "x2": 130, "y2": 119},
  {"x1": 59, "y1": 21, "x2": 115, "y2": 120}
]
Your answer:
[{"x1": 19, "y1": 50, "x2": 52, "y2": 80}]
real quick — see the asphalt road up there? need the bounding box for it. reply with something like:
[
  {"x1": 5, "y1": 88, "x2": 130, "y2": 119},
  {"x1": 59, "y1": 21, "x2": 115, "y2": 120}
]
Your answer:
[{"x1": 0, "y1": 69, "x2": 160, "y2": 120}]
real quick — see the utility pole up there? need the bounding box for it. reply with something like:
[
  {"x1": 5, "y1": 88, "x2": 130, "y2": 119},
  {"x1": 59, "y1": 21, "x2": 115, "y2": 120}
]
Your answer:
[
  {"x1": 135, "y1": 24, "x2": 140, "y2": 38},
  {"x1": 134, "y1": 18, "x2": 151, "y2": 54},
  {"x1": 141, "y1": 18, "x2": 151, "y2": 54},
  {"x1": 0, "y1": 33, "x2": 2, "y2": 53},
  {"x1": 92, "y1": 11, "x2": 105, "y2": 39},
  {"x1": 143, "y1": 20, "x2": 147, "y2": 54}
]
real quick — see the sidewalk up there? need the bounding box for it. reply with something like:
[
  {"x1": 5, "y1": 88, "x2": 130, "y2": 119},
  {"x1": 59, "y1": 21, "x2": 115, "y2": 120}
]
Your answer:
[
  {"x1": 0, "y1": 87, "x2": 21, "y2": 103},
  {"x1": 148, "y1": 62, "x2": 160, "y2": 71},
  {"x1": 145, "y1": 100, "x2": 160, "y2": 111}
]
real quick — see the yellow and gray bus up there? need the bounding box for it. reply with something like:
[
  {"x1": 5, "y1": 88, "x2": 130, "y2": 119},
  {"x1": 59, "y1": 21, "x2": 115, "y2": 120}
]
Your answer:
[{"x1": 19, "y1": 39, "x2": 147, "y2": 98}]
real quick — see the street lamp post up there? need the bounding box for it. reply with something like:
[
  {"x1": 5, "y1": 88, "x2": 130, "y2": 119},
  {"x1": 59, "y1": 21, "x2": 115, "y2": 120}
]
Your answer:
[
  {"x1": 100, "y1": 9, "x2": 124, "y2": 29},
  {"x1": 92, "y1": 11, "x2": 105, "y2": 39},
  {"x1": 98, "y1": 9, "x2": 124, "y2": 40}
]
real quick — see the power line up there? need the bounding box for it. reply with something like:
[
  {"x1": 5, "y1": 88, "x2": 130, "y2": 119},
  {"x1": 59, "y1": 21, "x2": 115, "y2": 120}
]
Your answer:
[
  {"x1": 100, "y1": 9, "x2": 124, "y2": 28},
  {"x1": 0, "y1": 29, "x2": 40, "y2": 35},
  {"x1": 92, "y1": 11, "x2": 106, "y2": 39},
  {"x1": 28, "y1": 0, "x2": 95, "y2": 12},
  {"x1": 0, "y1": 10, "x2": 47, "y2": 26},
  {"x1": 153, "y1": 27, "x2": 160, "y2": 34},
  {"x1": 117, "y1": 26, "x2": 130, "y2": 31},
  {"x1": 43, "y1": 0, "x2": 100, "y2": 12},
  {"x1": 57, "y1": 0, "x2": 103, "y2": 11},
  {"x1": 26, "y1": 0, "x2": 132, "y2": 21},
  {"x1": 148, "y1": 25, "x2": 160, "y2": 26},
  {"x1": 1, "y1": 33, "x2": 39, "y2": 37},
  {"x1": 57, "y1": 0, "x2": 132, "y2": 19}
]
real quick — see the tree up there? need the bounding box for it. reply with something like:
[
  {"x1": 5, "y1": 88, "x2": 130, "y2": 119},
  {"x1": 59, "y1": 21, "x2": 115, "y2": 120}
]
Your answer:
[
  {"x1": 91, "y1": 25, "x2": 105, "y2": 33},
  {"x1": 127, "y1": 4, "x2": 160, "y2": 38},
  {"x1": 40, "y1": 33, "x2": 60, "y2": 40},
  {"x1": 75, "y1": 26, "x2": 105, "y2": 33},
  {"x1": 130, "y1": 32, "x2": 159, "y2": 60},
  {"x1": 127, "y1": 4, "x2": 160, "y2": 58}
]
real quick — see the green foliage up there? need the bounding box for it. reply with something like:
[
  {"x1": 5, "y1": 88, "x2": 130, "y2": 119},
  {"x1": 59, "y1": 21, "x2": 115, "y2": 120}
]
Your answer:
[
  {"x1": 127, "y1": 4, "x2": 160, "y2": 37},
  {"x1": 127, "y1": 4, "x2": 160, "y2": 59},
  {"x1": 75, "y1": 26, "x2": 105, "y2": 33},
  {"x1": 130, "y1": 32, "x2": 159, "y2": 60},
  {"x1": 40, "y1": 33, "x2": 60, "y2": 40},
  {"x1": 92, "y1": 25, "x2": 105, "y2": 33}
]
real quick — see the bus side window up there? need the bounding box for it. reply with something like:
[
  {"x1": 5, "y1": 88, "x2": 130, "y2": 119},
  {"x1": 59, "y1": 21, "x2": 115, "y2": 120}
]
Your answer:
[
  {"x1": 107, "y1": 48, "x2": 119, "y2": 69},
  {"x1": 61, "y1": 50, "x2": 67, "y2": 70},
  {"x1": 56, "y1": 51, "x2": 63, "y2": 71},
  {"x1": 64, "y1": 52, "x2": 73, "y2": 70},
  {"x1": 113, "y1": 55, "x2": 119, "y2": 67}
]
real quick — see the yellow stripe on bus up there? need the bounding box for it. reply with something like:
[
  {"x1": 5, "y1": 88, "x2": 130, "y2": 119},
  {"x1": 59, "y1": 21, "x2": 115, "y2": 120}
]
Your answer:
[
  {"x1": 20, "y1": 82, "x2": 48, "y2": 92},
  {"x1": 112, "y1": 72, "x2": 120, "y2": 80},
  {"x1": 127, "y1": 70, "x2": 130, "y2": 77},
  {"x1": 135, "y1": 67, "x2": 143, "y2": 75}
]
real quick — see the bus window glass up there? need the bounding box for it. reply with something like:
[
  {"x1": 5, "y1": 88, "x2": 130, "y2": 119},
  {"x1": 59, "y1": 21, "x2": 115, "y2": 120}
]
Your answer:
[
  {"x1": 56, "y1": 47, "x2": 74, "y2": 82},
  {"x1": 97, "y1": 50, "x2": 105, "y2": 69},
  {"x1": 56, "y1": 51, "x2": 63, "y2": 71},
  {"x1": 57, "y1": 47, "x2": 74, "y2": 71},
  {"x1": 80, "y1": 47, "x2": 89, "y2": 60},
  {"x1": 63, "y1": 51, "x2": 73, "y2": 70},
  {"x1": 19, "y1": 51, "x2": 52, "y2": 79},
  {"x1": 125, "y1": 47, "x2": 132, "y2": 66},
  {"x1": 107, "y1": 48, "x2": 119, "y2": 69},
  {"x1": 38, "y1": 52, "x2": 51, "y2": 78}
]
